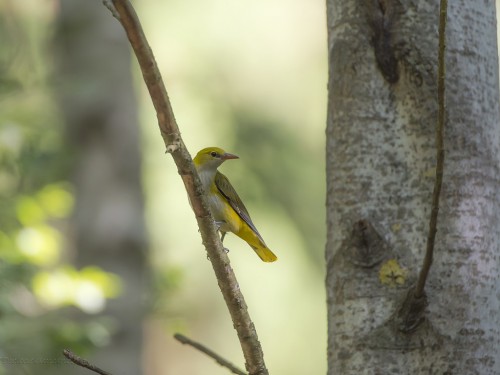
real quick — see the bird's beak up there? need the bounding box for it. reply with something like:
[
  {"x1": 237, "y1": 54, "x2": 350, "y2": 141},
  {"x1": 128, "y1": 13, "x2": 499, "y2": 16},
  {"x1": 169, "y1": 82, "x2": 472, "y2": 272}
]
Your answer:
[{"x1": 221, "y1": 152, "x2": 239, "y2": 160}]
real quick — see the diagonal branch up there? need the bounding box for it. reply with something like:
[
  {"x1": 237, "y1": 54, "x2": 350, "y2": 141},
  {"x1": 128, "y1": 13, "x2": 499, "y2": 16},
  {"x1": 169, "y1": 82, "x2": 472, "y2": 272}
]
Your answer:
[
  {"x1": 63, "y1": 349, "x2": 113, "y2": 375},
  {"x1": 174, "y1": 333, "x2": 247, "y2": 375},
  {"x1": 414, "y1": 0, "x2": 448, "y2": 298},
  {"x1": 105, "y1": 1, "x2": 269, "y2": 374}
]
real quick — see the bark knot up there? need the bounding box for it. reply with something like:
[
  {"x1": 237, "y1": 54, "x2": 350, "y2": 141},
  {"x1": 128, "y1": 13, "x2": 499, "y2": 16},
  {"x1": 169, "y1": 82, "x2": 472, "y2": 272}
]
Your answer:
[
  {"x1": 396, "y1": 287, "x2": 428, "y2": 333},
  {"x1": 344, "y1": 219, "x2": 388, "y2": 268},
  {"x1": 365, "y1": 0, "x2": 402, "y2": 84}
]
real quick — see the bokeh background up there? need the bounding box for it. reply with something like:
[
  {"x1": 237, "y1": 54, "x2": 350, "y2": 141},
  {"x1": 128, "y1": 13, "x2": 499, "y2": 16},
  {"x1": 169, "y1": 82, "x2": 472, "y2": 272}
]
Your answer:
[{"x1": 0, "y1": 0, "x2": 326, "y2": 374}]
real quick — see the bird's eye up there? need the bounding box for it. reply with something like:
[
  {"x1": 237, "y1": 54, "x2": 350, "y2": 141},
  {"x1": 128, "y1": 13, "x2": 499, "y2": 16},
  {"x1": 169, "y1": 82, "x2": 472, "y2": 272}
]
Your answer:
[{"x1": 210, "y1": 151, "x2": 218, "y2": 157}]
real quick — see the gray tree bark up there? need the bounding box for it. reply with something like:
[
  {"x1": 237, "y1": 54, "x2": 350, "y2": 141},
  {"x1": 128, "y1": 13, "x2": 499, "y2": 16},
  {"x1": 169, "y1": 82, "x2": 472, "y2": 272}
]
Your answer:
[
  {"x1": 326, "y1": 0, "x2": 500, "y2": 374},
  {"x1": 54, "y1": 1, "x2": 147, "y2": 374}
]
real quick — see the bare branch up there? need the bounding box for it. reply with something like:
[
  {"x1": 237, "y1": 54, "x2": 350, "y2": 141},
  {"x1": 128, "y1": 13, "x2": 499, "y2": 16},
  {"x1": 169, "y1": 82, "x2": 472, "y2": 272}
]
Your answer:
[
  {"x1": 63, "y1": 349, "x2": 113, "y2": 375},
  {"x1": 174, "y1": 333, "x2": 247, "y2": 375},
  {"x1": 414, "y1": 0, "x2": 448, "y2": 298},
  {"x1": 104, "y1": 1, "x2": 269, "y2": 374}
]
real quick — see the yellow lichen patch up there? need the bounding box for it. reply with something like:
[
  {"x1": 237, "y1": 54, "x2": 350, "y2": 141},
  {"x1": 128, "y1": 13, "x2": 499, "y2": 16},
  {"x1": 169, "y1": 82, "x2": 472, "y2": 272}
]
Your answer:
[
  {"x1": 379, "y1": 259, "x2": 407, "y2": 287},
  {"x1": 423, "y1": 167, "x2": 436, "y2": 178},
  {"x1": 391, "y1": 223, "x2": 401, "y2": 233}
]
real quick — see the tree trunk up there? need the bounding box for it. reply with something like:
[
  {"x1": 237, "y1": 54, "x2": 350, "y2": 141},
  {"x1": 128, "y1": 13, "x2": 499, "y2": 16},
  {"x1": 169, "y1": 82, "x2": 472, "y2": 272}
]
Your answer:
[
  {"x1": 54, "y1": 1, "x2": 147, "y2": 374},
  {"x1": 325, "y1": 0, "x2": 500, "y2": 373}
]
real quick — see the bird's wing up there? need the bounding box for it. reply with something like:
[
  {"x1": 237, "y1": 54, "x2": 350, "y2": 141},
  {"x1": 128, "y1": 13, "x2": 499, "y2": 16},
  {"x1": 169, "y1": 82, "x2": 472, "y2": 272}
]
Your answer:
[{"x1": 214, "y1": 171, "x2": 265, "y2": 243}]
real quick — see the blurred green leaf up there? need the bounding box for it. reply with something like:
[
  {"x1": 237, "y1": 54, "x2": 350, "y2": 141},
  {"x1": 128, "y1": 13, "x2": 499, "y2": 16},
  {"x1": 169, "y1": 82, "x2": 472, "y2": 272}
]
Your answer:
[
  {"x1": 15, "y1": 196, "x2": 45, "y2": 225},
  {"x1": 32, "y1": 266, "x2": 121, "y2": 313},
  {"x1": 15, "y1": 225, "x2": 60, "y2": 266},
  {"x1": 36, "y1": 184, "x2": 73, "y2": 218}
]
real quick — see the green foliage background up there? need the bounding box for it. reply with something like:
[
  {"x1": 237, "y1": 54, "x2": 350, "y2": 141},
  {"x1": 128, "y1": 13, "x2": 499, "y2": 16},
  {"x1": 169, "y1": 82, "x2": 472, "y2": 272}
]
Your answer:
[{"x1": 0, "y1": 3, "x2": 121, "y2": 374}]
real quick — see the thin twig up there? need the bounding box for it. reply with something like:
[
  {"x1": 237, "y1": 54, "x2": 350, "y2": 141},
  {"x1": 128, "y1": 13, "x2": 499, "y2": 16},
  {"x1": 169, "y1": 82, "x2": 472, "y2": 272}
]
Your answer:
[
  {"x1": 106, "y1": 1, "x2": 269, "y2": 374},
  {"x1": 102, "y1": 0, "x2": 120, "y2": 20},
  {"x1": 174, "y1": 333, "x2": 247, "y2": 375},
  {"x1": 63, "y1": 349, "x2": 113, "y2": 375},
  {"x1": 415, "y1": 0, "x2": 447, "y2": 298}
]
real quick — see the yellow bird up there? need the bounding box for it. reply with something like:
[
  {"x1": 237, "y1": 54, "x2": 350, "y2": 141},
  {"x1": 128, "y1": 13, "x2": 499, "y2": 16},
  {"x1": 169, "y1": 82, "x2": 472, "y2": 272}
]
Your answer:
[{"x1": 193, "y1": 147, "x2": 277, "y2": 262}]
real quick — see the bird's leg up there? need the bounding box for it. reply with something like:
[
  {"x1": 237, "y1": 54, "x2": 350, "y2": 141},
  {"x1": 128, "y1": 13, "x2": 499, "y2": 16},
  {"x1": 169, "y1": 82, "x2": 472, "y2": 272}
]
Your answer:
[
  {"x1": 220, "y1": 233, "x2": 230, "y2": 254},
  {"x1": 220, "y1": 232, "x2": 230, "y2": 254},
  {"x1": 214, "y1": 220, "x2": 225, "y2": 231},
  {"x1": 213, "y1": 221, "x2": 230, "y2": 254}
]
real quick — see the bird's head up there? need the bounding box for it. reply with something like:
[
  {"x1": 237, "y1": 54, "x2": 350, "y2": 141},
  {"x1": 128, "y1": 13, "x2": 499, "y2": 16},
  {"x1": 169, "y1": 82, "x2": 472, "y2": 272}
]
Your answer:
[{"x1": 193, "y1": 147, "x2": 239, "y2": 171}]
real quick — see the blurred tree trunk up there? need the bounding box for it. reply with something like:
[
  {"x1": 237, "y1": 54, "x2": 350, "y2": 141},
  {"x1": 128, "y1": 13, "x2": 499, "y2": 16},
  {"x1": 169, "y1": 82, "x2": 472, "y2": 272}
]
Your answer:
[
  {"x1": 54, "y1": 1, "x2": 146, "y2": 374},
  {"x1": 325, "y1": 1, "x2": 500, "y2": 374}
]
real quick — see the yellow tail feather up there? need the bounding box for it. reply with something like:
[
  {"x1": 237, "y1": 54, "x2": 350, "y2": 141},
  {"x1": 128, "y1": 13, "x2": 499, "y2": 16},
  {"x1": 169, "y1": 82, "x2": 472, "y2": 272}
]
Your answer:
[
  {"x1": 232, "y1": 216, "x2": 277, "y2": 262},
  {"x1": 251, "y1": 245, "x2": 278, "y2": 263}
]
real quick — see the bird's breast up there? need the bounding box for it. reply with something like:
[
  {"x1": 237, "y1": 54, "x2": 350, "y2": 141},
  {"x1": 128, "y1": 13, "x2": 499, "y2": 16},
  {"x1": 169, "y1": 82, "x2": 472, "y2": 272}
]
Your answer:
[{"x1": 197, "y1": 169, "x2": 240, "y2": 233}]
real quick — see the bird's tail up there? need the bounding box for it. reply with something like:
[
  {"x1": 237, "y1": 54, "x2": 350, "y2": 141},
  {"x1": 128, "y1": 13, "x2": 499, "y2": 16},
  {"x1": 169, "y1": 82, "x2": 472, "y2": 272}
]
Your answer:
[
  {"x1": 235, "y1": 222, "x2": 277, "y2": 262},
  {"x1": 250, "y1": 244, "x2": 277, "y2": 262}
]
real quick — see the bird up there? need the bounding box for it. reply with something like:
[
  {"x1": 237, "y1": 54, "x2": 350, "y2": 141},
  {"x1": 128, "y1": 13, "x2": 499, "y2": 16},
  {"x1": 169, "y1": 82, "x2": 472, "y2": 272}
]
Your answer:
[{"x1": 193, "y1": 147, "x2": 277, "y2": 262}]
